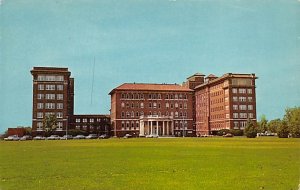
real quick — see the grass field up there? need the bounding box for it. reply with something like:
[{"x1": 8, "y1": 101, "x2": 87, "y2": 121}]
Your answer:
[{"x1": 0, "y1": 137, "x2": 299, "y2": 190}]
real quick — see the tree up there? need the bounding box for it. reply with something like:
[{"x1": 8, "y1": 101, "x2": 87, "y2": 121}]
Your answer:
[
  {"x1": 277, "y1": 120, "x2": 289, "y2": 138},
  {"x1": 43, "y1": 114, "x2": 57, "y2": 137},
  {"x1": 283, "y1": 107, "x2": 300, "y2": 138},
  {"x1": 244, "y1": 120, "x2": 258, "y2": 138},
  {"x1": 267, "y1": 119, "x2": 281, "y2": 133},
  {"x1": 257, "y1": 115, "x2": 268, "y2": 133}
]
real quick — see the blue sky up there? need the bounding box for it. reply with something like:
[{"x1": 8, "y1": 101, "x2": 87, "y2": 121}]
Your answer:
[{"x1": 0, "y1": 0, "x2": 299, "y2": 133}]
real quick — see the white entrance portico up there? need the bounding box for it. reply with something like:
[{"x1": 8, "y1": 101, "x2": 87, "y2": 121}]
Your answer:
[{"x1": 139, "y1": 115, "x2": 174, "y2": 136}]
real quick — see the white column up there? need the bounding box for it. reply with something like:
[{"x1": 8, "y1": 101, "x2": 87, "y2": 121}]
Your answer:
[
  {"x1": 148, "y1": 121, "x2": 150, "y2": 135},
  {"x1": 150, "y1": 121, "x2": 153, "y2": 135},
  {"x1": 167, "y1": 121, "x2": 169, "y2": 136},
  {"x1": 162, "y1": 121, "x2": 165, "y2": 136},
  {"x1": 139, "y1": 121, "x2": 144, "y2": 136},
  {"x1": 171, "y1": 121, "x2": 174, "y2": 135},
  {"x1": 157, "y1": 121, "x2": 159, "y2": 136}
]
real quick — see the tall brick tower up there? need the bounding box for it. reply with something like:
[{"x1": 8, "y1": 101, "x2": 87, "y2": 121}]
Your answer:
[{"x1": 30, "y1": 67, "x2": 74, "y2": 135}]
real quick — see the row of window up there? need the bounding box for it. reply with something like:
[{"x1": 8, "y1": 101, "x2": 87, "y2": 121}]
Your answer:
[
  {"x1": 233, "y1": 104, "x2": 253, "y2": 111},
  {"x1": 234, "y1": 121, "x2": 248, "y2": 128},
  {"x1": 37, "y1": 84, "x2": 64, "y2": 91},
  {"x1": 37, "y1": 122, "x2": 63, "y2": 129},
  {"x1": 75, "y1": 118, "x2": 108, "y2": 123},
  {"x1": 121, "y1": 102, "x2": 188, "y2": 109},
  {"x1": 37, "y1": 94, "x2": 64, "y2": 100},
  {"x1": 233, "y1": 96, "x2": 253, "y2": 102},
  {"x1": 75, "y1": 126, "x2": 105, "y2": 130},
  {"x1": 121, "y1": 111, "x2": 188, "y2": 118},
  {"x1": 37, "y1": 103, "x2": 64, "y2": 109},
  {"x1": 121, "y1": 93, "x2": 188, "y2": 100},
  {"x1": 37, "y1": 75, "x2": 64, "y2": 81},
  {"x1": 37, "y1": 112, "x2": 63, "y2": 118},
  {"x1": 232, "y1": 88, "x2": 252, "y2": 94},
  {"x1": 232, "y1": 113, "x2": 254, "y2": 119}
]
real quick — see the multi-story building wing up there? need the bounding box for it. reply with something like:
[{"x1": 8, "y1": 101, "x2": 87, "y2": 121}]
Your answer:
[
  {"x1": 109, "y1": 83, "x2": 195, "y2": 137},
  {"x1": 69, "y1": 114, "x2": 111, "y2": 135},
  {"x1": 194, "y1": 73, "x2": 257, "y2": 135},
  {"x1": 31, "y1": 67, "x2": 74, "y2": 135}
]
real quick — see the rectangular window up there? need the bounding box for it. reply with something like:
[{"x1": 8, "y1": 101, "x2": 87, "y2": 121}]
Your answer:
[
  {"x1": 239, "y1": 97, "x2": 246, "y2": 102},
  {"x1": 153, "y1": 102, "x2": 157, "y2": 109},
  {"x1": 184, "y1": 103, "x2": 187, "y2": 109},
  {"x1": 57, "y1": 94, "x2": 63, "y2": 100},
  {"x1": 57, "y1": 122, "x2": 63, "y2": 129},
  {"x1": 239, "y1": 105, "x2": 247, "y2": 110},
  {"x1": 76, "y1": 119, "x2": 80, "y2": 123},
  {"x1": 38, "y1": 84, "x2": 44, "y2": 90},
  {"x1": 234, "y1": 121, "x2": 239, "y2": 129},
  {"x1": 239, "y1": 113, "x2": 247, "y2": 118},
  {"x1": 248, "y1": 105, "x2": 253, "y2": 110},
  {"x1": 45, "y1": 85, "x2": 55, "y2": 90},
  {"x1": 57, "y1": 103, "x2": 63, "y2": 109},
  {"x1": 37, "y1": 112, "x2": 43, "y2": 118},
  {"x1": 46, "y1": 94, "x2": 55, "y2": 100},
  {"x1": 233, "y1": 105, "x2": 238, "y2": 110},
  {"x1": 37, "y1": 75, "x2": 46, "y2": 81},
  {"x1": 233, "y1": 113, "x2": 239, "y2": 119},
  {"x1": 225, "y1": 105, "x2": 229, "y2": 110},
  {"x1": 56, "y1": 76, "x2": 64, "y2": 81},
  {"x1": 57, "y1": 85, "x2": 63, "y2": 90},
  {"x1": 233, "y1": 96, "x2": 238, "y2": 102},
  {"x1": 225, "y1": 114, "x2": 229, "y2": 119},
  {"x1": 56, "y1": 112, "x2": 63, "y2": 118},
  {"x1": 248, "y1": 97, "x2": 253, "y2": 102},
  {"x1": 225, "y1": 97, "x2": 229, "y2": 102},
  {"x1": 37, "y1": 94, "x2": 44, "y2": 99},
  {"x1": 90, "y1": 118, "x2": 94, "y2": 123},
  {"x1": 232, "y1": 88, "x2": 237, "y2": 93},
  {"x1": 247, "y1": 89, "x2": 253, "y2": 94},
  {"x1": 37, "y1": 122, "x2": 43, "y2": 128},
  {"x1": 83, "y1": 118, "x2": 87, "y2": 123},
  {"x1": 37, "y1": 103, "x2": 44, "y2": 109},
  {"x1": 248, "y1": 113, "x2": 253, "y2": 118},
  {"x1": 240, "y1": 121, "x2": 247, "y2": 128},
  {"x1": 45, "y1": 103, "x2": 55, "y2": 109},
  {"x1": 140, "y1": 102, "x2": 144, "y2": 108},
  {"x1": 239, "y1": 88, "x2": 246, "y2": 94}
]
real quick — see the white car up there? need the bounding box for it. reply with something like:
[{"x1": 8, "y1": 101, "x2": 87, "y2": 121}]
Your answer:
[
  {"x1": 145, "y1": 134, "x2": 159, "y2": 138},
  {"x1": 4, "y1": 135, "x2": 20, "y2": 141},
  {"x1": 33, "y1": 136, "x2": 46, "y2": 140},
  {"x1": 46, "y1": 135, "x2": 60, "y2": 140}
]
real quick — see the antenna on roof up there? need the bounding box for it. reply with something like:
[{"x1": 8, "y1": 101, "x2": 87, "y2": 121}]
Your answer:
[{"x1": 90, "y1": 56, "x2": 95, "y2": 105}]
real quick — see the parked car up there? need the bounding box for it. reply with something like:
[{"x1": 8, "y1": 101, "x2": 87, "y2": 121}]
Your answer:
[
  {"x1": 99, "y1": 134, "x2": 109, "y2": 139},
  {"x1": 4, "y1": 135, "x2": 20, "y2": 141},
  {"x1": 46, "y1": 135, "x2": 61, "y2": 140},
  {"x1": 223, "y1": 133, "x2": 234, "y2": 137},
  {"x1": 86, "y1": 134, "x2": 98, "y2": 139},
  {"x1": 33, "y1": 136, "x2": 46, "y2": 140},
  {"x1": 73, "y1": 135, "x2": 86, "y2": 139},
  {"x1": 20, "y1": 135, "x2": 32, "y2": 141},
  {"x1": 123, "y1": 134, "x2": 132, "y2": 139},
  {"x1": 145, "y1": 134, "x2": 158, "y2": 138},
  {"x1": 60, "y1": 135, "x2": 73, "y2": 140}
]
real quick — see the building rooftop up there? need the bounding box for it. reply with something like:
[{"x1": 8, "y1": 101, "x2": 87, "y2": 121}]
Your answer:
[
  {"x1": 195, "y1": 73, "x2": 257, "y2": 89},
  {"x1": 30, "y1": 67, "x2": 71, "y2": 74},
  {"x1": 109, "y1": 83, "x2": 194, "y2": 94}
]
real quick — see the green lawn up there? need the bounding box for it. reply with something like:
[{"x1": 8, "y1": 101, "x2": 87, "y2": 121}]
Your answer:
[{"x1": 0, "y1": 137, "x2": 299, "y2": 190}]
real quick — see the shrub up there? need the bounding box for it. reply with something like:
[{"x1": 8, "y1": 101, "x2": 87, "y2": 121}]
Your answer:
[
  {"x1": 277, "y1": 121, "x2": 289, "y2": 138},
  {"x1": 217, "y1": 129, "x2": 230, "y2": 136},
  {"x1": 230, "y1": 129, "x2": 244, "y2": 136},
  {"x1": 244, "y1": 120, "x2": 257, "y2": 138}
]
